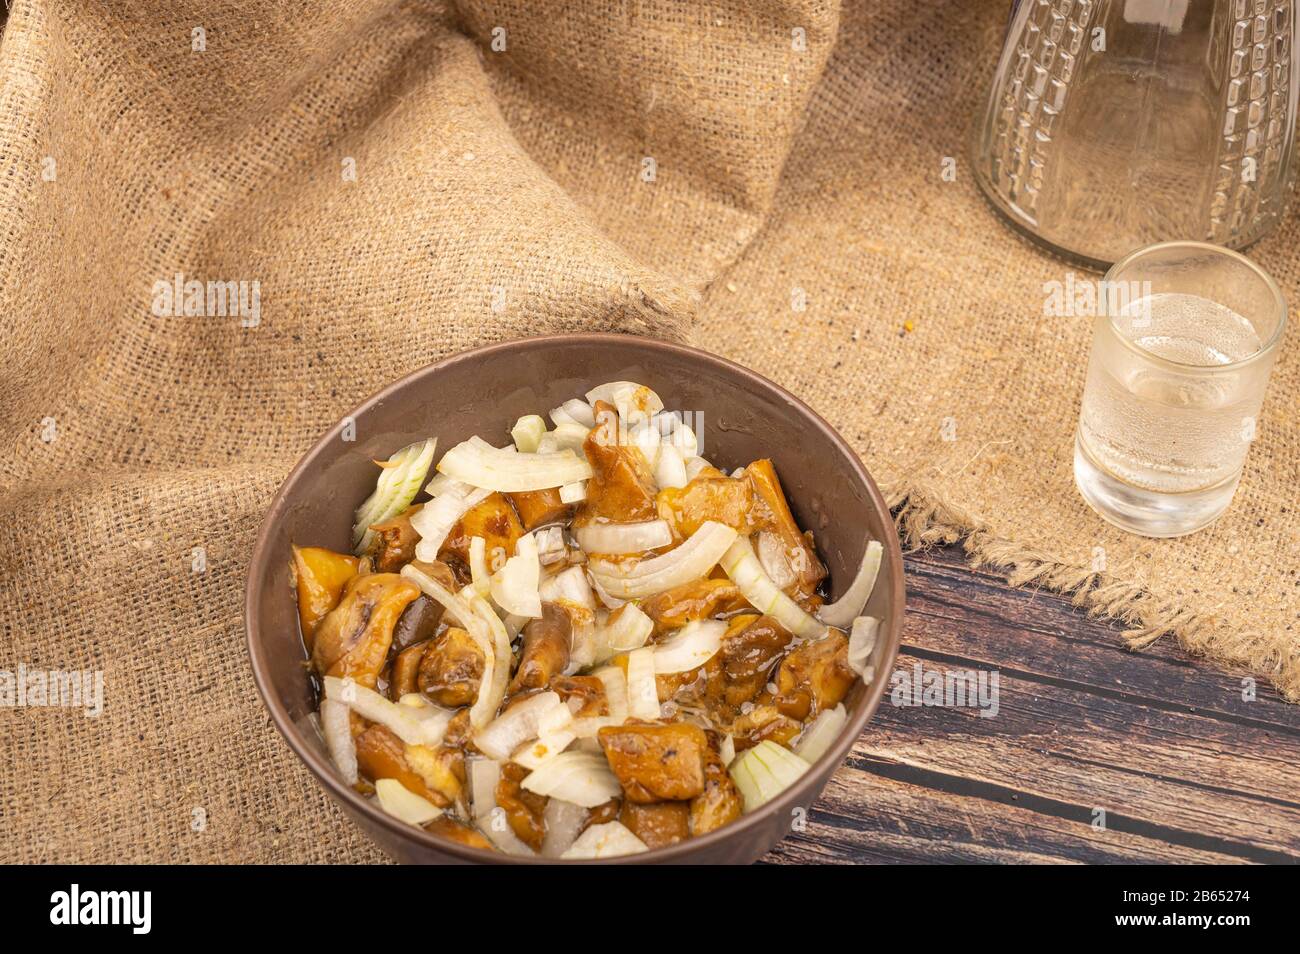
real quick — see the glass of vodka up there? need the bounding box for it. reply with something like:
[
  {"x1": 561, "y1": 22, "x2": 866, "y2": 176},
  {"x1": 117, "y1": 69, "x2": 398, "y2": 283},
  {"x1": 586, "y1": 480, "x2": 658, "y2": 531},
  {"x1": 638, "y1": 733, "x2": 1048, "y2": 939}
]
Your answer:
[{"x1": 1075, "y1": 241, "x2": 1286, "y2": 537}]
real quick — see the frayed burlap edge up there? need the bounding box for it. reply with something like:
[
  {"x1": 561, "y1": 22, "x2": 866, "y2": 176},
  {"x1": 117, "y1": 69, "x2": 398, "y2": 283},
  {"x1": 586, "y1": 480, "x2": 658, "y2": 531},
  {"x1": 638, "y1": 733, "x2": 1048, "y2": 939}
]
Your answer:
[{"x1": 887, "y1": 481, "x2": 1300, "y2": 703}]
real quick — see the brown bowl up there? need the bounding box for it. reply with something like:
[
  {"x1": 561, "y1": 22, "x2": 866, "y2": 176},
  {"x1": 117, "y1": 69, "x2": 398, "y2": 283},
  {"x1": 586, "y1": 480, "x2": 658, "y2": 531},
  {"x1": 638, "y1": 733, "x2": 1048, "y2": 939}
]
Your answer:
[{"x1": 245, "y1": 333, "x2": 905, "y2": 864}]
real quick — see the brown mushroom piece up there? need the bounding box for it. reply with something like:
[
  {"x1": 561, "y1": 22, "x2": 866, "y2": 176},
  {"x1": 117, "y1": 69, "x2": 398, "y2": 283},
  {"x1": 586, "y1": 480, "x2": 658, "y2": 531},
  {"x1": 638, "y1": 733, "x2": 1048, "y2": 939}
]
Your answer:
[
  {"x1": 746, "y1": 458, "x2": 826, "y2": 597},
  {"x1": 290, "y1": 545, "x2": 359, "y2": 648},
  {"x1": 365, "y1": 505, "x2": 422, "y2": 572},
  {"x1": 507, "y1": 602, "x2": 571, "y2": 695},
  {"x1": 425, "y1": 816, "x2": 494, "y2": 851},
  {"x1": 598, "y1": 722, "x2": 709, "y2": 803},
  {"x1": 496, "y1": 761, "x2": 548, "y2": 852},
  {"x1": 440, "y1": 493, "x2": 523, "y2": 571},
  {"x1": 773, "y1": 630, "x2": 856, "y2": 722},
  {"x1": 417, "y1": 626, "x2": 486, "y2": 708},
  {"x1": 311, "y1": 573, "x2": 420, "y2": 688},
  {"x1": 551, "y1": 674, "x2": 608, "y2": 718},
  {"x1": 689, "y1": 734, "x2": 743, "y2": 835},
  {"x1": 353, "y1": 725, "x2": 462, "y2": 809},
  {"x1": 640, "y1": 578, "x2": 749, "y2": 638},
  {"x1": 656, "y1": 474, "x2": 756, "y2": 541},
  {"x1": 506, "y1": 488, "x2": 572, "y2": 532},
  {"x1": 727, "y1": 702, "x2": 802, "y2": 751},
  {"x1": 575, "y1": 401, "x2": 658, "y2": 525},
  {"x1": 620, "y1": 801, "x2": 691, "y2": 849},
  {"x1": 720, "y1": 614, "x2": 794, "y2": 710},
  {"x1": 388, "y1": 640, "x2": 428, "y2": 701}
]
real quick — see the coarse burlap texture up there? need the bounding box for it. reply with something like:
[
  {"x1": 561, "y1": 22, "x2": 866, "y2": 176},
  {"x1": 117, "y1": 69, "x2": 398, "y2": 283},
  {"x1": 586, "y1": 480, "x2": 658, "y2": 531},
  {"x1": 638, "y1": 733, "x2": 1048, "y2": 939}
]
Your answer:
[{"x1": 0, "y1": 0, "x2": 1295, "y2": 863}]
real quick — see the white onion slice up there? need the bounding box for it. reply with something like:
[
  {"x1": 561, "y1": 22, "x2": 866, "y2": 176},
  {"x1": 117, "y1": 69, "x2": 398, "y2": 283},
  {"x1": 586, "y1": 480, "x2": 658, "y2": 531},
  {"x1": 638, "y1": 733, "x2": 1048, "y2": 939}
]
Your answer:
[
  {"x1": 558, "y1": 399, "x2": 596, "y2": 429},
  {"x1": 718, "y1": 733, "x2": 736, "y2": 767},
  {"x1": 728, "y1": 741, "x2": 811, "y2": 813},
  {"x1": 626, "y1": 646, "x2": 660, "y2": 720},
  {"x1": 551, "y1": 423, "x2": 590, "y2": 455},
  {"x1": 490, "y1": 533, "x2": 542, "y2": 618},
  {"x1": 323, "y1": 676, "x2": 451, "y2": 747},
  {"x1": 653, "y1": 619, "x2": 726, "y2": 674},
  {"x1": 595, "y1": 603, "x2": 654, "y2": 664},
  {"x1": 720, "y1": 537, "x2": 827, "y2": 639},
  {"x1": 593, "y1": 665, "x2": 628, "y2": 725},
  {"x1": 585, "y1": 381, "x2": 664, "y2": 424},
  {"x1": 793, "y1": 703, "x2": 848, "y2": 764},
  {"x1": 559, "y1": 481, "x2": 587, "y2": 504},
  {"x1": 654, "y1": 443, "x2": 688, "y2": 490},
  {"x1": 375, "y1": 778, "x2": 443, "y2": 826},
  {"x1": 438, "y1": 436, "x2": 593, "y2": 492},
  {"x1": 847, "y1": 615, "x2": 879, "y2": 676},
  {"x1": 410, "y1": 480, "x2": 492, "y2": 562},
  {"x1": 650, "y1": 411, "x2": 699, "y2": 457},
  {"x1": 588, "y1": 521, "x2": 738, "y2": 599},
  {"x1": 561, "y1": 821, "x2": 649, "y2": 859},
  {"x1": 320, "y1": 699, "x2": 358, "y2": 785},
  {"x1": 534, "y1": 526, "x2": 566, "y2": 565},
  {"x1": 538, "y1": 565, "x2": 597, "y2": 610},
  {"x1": 683, "y1": 456, "x2": 712, "y2": 481},
  {"x1": 352, "y1": 438, "x2": 438, "y2": 553},
  {"x1": 756, "y1": 531, "x2": 798, "y2": 590},
  {"x1": 469, "y1": 536, "x2": 491, "y2": 596},
  {"x1": 818, "y1": 540, "x2": 883, "y2": 629},
  {"x1": 510, "y1": 415, "x2": 546, "y2": 454},
  {"x1": 469, "y1": 758, "x2": 501, "y2": 821},
  {"x1": 474, "y1": 691, "x2": 564, "y2": 761},
  {"x1": 574, "y1": 519, "x2": 672, "y2": 555},
  {"x1": 520, "y1": 751, "x2": 622, "y2": 808},
  {"x1": 541, "y1": 798, "x2": 590, "y2": 858}
]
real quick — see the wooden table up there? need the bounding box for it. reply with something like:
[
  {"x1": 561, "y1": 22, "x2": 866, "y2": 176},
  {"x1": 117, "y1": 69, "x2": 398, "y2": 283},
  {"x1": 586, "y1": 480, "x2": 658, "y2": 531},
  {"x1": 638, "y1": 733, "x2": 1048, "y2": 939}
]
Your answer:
[{"x1": 764, "y1": 545, "x2": 1300, "y2": 864}]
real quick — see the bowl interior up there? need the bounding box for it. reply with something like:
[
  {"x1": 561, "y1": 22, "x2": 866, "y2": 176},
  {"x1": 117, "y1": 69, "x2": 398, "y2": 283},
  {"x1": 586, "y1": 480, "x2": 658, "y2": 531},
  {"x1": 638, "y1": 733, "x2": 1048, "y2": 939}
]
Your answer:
[{"x1": 247, "y1": 333, "x2": 903, "y2": 861}]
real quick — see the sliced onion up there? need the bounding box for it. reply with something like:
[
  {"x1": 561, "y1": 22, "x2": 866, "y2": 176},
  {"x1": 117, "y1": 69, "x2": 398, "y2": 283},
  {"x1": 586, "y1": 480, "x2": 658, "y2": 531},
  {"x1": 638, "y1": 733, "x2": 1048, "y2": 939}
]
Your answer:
[
  {"x1": 585, "y1": 381, "x2": 664, "y2": 424},
  {"x1": 561, "y1": 821, "x2": 649, "y2": 859},
  {"x1": 401, "y1": 566, "x2": 509, "y2": 728},
  {"x1": 469, "y1": 758, "x2": 501, "y2": 821},
  {"x1": 551, "y1": 423, "x2": 590, "y2": 455},
  {"x1": 650, "y1": 411, "x2": 699, "y2": 458},
  {"x1": 558, "y1": 601, "x2": 599, "y2": 671},
  {"x1": 588, "y1": 521, "x2": 738, "y2": 599},
  {"x1": 718, "y1": 733, "x2": 736, "y2": 767},
  {"x1": 469, "y1": 536, "x2": 491, "y2": 596},
  {"x1": 323, "y1": 676, "x2": 451, "y2": 747},
  {"x1": 574, "y1": 519, "x2": 672, "y2": 555},
  {"x1": 683, "y1": 456, "x2": 712, "y2": 481},
  {"x1": 510, "y1": 415, "x2": 547, "y2": 453},
  {"x1": 589, "y1": 575, "x2": 626, "y2": 609},
  {"x1": 538, "y1": 565, "x2": 596, "y2": 610},
  {"x1": 424, "y1": 472, "x2": 455, "y2": 497},
  {"x1": 595, "y1": 603, "x2": 653, "y2": 664},
  {"x1": 410, "y1": 479, "x2": 492, "y2": 562},
  {"x1": 593, "y1": 665, "x2": 628, "y2": 724},
  {"x1": 756, "y1": 531, "x2": 798, "y2": 590},
  {"x1": 490, "y1": 533, "x2": 542, "y2": 618},
  {"x1": 375, "y1": 778, "x2": 443, "y2": 826},
  {"x1": 720, "y1": 537, "x2": 827, "y2": 639},
  {"x1": 818, "y1": 540, "x2": 883, "y2": 629},
  {"x1": 541, "y1": 798, "x2": 589, "y2": 858},
  {"x1": 653, "y1": 620, "x2": 725, "y2": 674},
  {"x1": 559, "y1": 481, "x2": 587, "y2": 504},
  {"x1": 729, "y1": 741, "x2": 811, "y2": 813},
  {"x1": 654, "y1": 444, "x2": 688, "y2": 490},
  {"x1": 557, "y1": 398, "x2": 596, "y2": 429},
  {"x1": 793, "y1": 703, "x2": 848, "y2": 764},
  {"x1": 626, "y1": 646, "x2": 660, "y2": 720},
  {"x1": 438, "y1": 436, "x2": 593, "y2": 492},
  {"x1": 627, "y1": 420, "x2": 662, "y2": 470},
  {"x1": 320, "y1": 699, "x2": 357, "y2": 785},
  {"x1": 847, "y1": 615, "x2": 879, "y2": 676},
  {"x1": 534, "y1": 526, "x2": 566, "y2": 564},
  {"x1": 352, "y1": 438, "x2": 437, "y2": 553},
  {"x1": 520, "y1": 751, "x2": 622, "y2": 808},
  {"x1": 475, "y1": 691, "x2": 563, "y2": 760}
]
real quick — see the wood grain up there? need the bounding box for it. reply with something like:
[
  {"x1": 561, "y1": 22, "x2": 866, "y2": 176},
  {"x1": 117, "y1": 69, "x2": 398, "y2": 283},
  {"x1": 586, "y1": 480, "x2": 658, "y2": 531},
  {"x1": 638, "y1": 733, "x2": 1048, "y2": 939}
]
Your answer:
[{"x1": 762, "y1": 545, "x2": 1300, "y2": 864}]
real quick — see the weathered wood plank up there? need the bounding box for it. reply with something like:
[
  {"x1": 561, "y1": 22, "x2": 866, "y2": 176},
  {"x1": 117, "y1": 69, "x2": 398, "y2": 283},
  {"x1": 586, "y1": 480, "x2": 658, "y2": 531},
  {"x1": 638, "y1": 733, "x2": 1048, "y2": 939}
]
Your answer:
[{"x1": 758, "y1": 544, "x2": 1299, "y2": 864}]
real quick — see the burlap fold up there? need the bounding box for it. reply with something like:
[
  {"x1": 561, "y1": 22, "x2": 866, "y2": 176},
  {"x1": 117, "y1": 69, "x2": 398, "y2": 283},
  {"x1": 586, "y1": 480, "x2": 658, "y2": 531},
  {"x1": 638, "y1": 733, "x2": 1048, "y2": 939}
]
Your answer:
[{"x1": 0, "y1": 0, "x2": 1295, "y2": 863}]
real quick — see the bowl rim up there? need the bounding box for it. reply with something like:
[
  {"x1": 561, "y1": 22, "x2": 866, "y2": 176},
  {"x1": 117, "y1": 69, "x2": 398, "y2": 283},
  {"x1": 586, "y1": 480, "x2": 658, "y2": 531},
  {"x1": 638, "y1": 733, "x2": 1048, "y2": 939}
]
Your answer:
[{"x1": 245, "y1": 331, "x2": 906, "y2": 864}]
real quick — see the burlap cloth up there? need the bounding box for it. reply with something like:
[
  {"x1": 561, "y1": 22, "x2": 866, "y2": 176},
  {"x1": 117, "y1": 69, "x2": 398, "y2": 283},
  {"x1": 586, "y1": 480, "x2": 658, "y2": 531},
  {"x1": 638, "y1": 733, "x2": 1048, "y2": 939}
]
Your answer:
[{"x1": 0, "y1": 0, "x2": 1295, "y2": 863}]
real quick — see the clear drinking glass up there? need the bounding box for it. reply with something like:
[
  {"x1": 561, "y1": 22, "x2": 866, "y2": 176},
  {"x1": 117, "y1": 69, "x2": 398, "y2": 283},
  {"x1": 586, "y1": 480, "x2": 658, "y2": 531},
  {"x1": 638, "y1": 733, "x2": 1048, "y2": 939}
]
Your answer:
[{"x1": 1074, "y1": 241, "x2": 1286, "y2": 536}]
